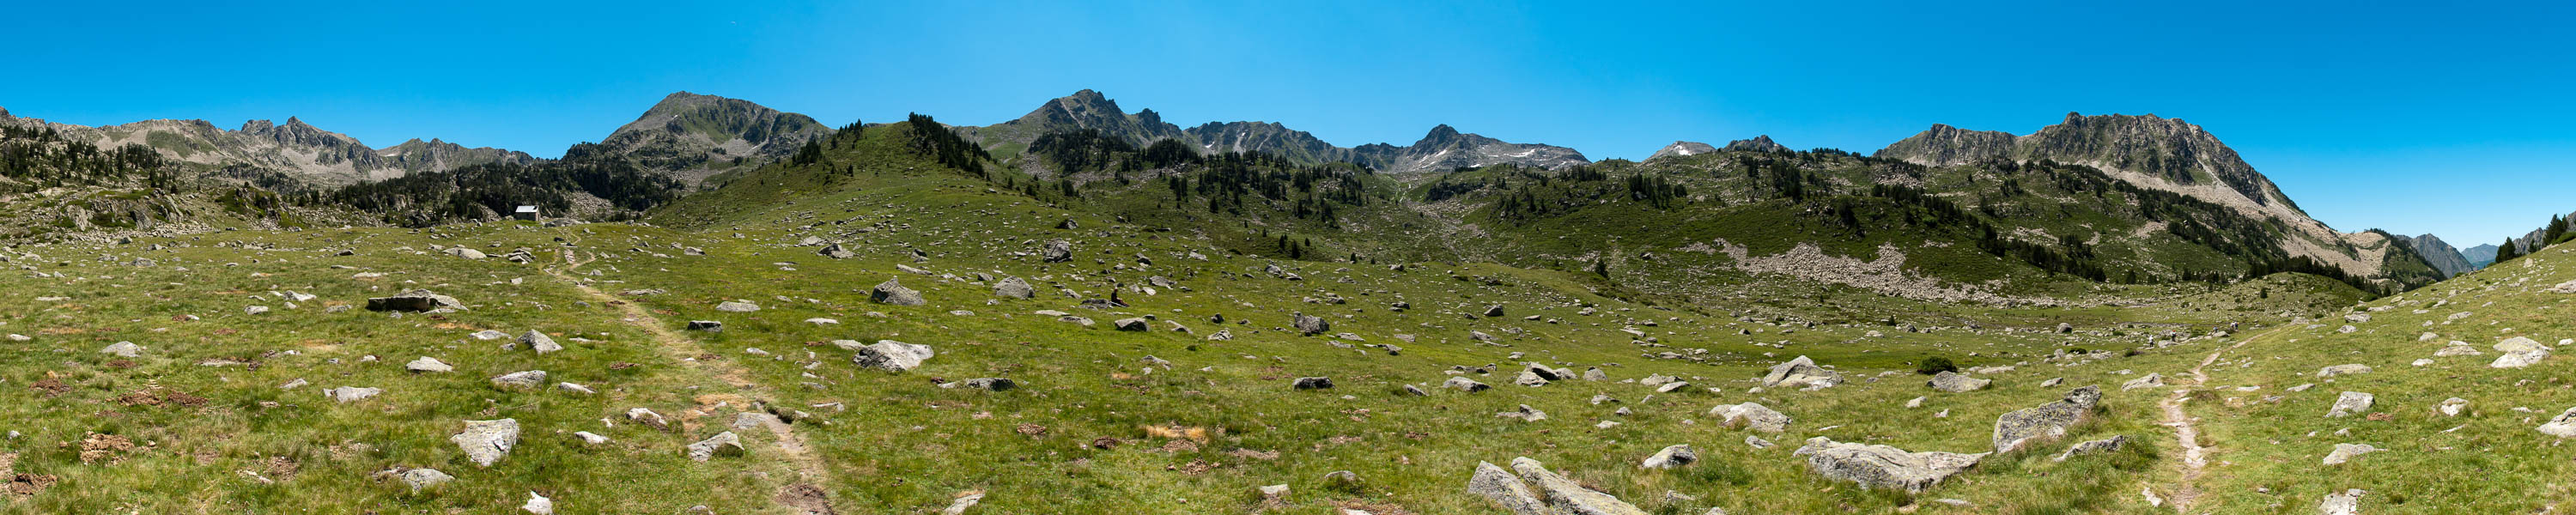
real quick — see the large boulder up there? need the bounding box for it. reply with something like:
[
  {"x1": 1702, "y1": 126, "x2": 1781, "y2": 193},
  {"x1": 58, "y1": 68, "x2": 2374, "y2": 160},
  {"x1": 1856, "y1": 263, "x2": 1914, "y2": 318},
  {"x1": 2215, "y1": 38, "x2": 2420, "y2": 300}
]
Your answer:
[
  {"x1": 517, "y1": 330, "x2": 562, "y2": 354},
  {"x1": 1113, "y1": 318, "x2": 1150, "y2": 331},
  {"x1": 2491, "y1": 337, "x2": 2550, "y2": 368},
  {"x1": 871, "y1": 279, "x2": 926, "y2": 306},
  {"x1": 817, "y1": 244, "x2": 855, "y2": 259},
  {"x1": 1992, "y1": 385, "x2": 2101, "y2": 453},
  {"x1": 2538, "y1": 407, "x2": 2576, "y2": 438},
  {"x1": 687, "y1": 432, "x2": 744, "y2": 461},
  {"x1": 1465, "y1": 461, "x2": 1547, "y2": 515},
  {"x1": 2327, "y1": 391, "x2": 2375, "y2": 418},
  {"x1": 1508, "y1": 457, "x2": 1647, "y2": 515},
  {"x1": 993, "y1": 276, "x2": 1035, "y2": 299},
  {"x1": 1292, "y1": 313, "x2": 1330, "y2": 336},
  {"x1": 854, "y1": 341, "x2": 935, "y2": 372},
  {"x1": 1710, "y1": 403, "x2": 1790, "y2": 433},
  {"x1": 1761, "y1": 355, "x2": 1841, "y2": 389},
  {"x1": 368, "y1": 289, "x2": 465, "y2": 312},
  {"x1": 1793, "y1": 437, "x2": 1988, "y2": 492},
  {"x1": 451, "y1": 418, "x2": 520, "y2": 468},
  {"x1": 1928, "y1": 371, "x2": 1990, "y2": 392},
  {"x1": 1639, "y1": 445, "x2": 1698, "y2": 470},
  {"x1": 1042, "y1": 239, "x2": 1073, "y2": 263}
]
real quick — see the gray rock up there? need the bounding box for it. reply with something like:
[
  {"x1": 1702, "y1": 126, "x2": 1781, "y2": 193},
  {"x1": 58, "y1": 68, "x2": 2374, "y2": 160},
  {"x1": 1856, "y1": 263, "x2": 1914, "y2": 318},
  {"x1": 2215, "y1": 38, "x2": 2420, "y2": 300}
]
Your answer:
[
  {"x1": 854, "y1": 340, "x2": 936, "y2": 372},
  {"x1": 2538, "y1": 407, "x2": 2576, "y2": 438},
  {"x1": 946, "y1": 378, "x2": 1017, "y2": 391},
  {"x1": 1465, "y1": 461, "x2": 1546, "y2": 515},
  {"x1": 1928, "y1": 371, "x2": 1990, "y2": 392},
  {"x1": 518, "y1": 330, "x2": 562, "y2": 354},
  {"x1": 2326, "y1": 391, "x2": 2374, "y2": 418},
  {"x1": 2121, "y1": 373, "x2": 2166, "y2": 391},
  {"x1": 687, "y1": 432, "x2": 744, "y2": 461},
  {"x1": 101, "y1": 341, "x2": 144, "y2": 357},
  {"x1": 1793, "y1": 437, "x2": 1988, "y2": 492},
  {"x1": 1993, "y1": 385, "x2": 2101, "y2": 453},
  {"x1": 1509, "y1": 457, "x2": 1646, "y2": 514},
  {"x1": 398, "y1": 468, "x2": 453, "y2": 492},
  {"x1": 817, "y1": 243, "x2": 855, "y2": 259},
  {"x1": 714, "y1": 300, "x2": 760, "y2": 312},
  {"x1": 1113, "y1": 318, "x2": 1150, "y2": 331},
  {"x1": 368, "y1": 289, "x2": 465, "y2": 312},
  {"x1": 490, "y1": 370, "x2": 548, "y2": 389},
  {"x1": 1639, "y1": 445, "x2": 1698, "y2": 470},
  {"x1": 1042, "y1": 239, "x2": 1073, "y2": 263},
  {"x1": 1710, "y1": 403, "x2": 1789, "y2": 433},
  {"x1": 1761, "y1": 355, "x2": 1840, "y2": 389},
  {"x1": 2320, "y1": 488, "x2": 2364, "y2": 515},
  {"x1": 404, "y1": 357, "x2": 453, "y2": 373},
  {"x1": 993, "y1": 276, "x2": 1035, "y2": 299},
  {"x1": 1292, "y1": 377, "x2": 1334, "y2": 390},
  {"x1": 1293, "y1": 313, "x2": 1330, "y2": 335},
  {"x1": 2053, "y1": 435, "x2": 2128, "y2": 461},
  {"x1": 871, "y1": 279, "x2": 925, "y2": 306},
  {"x1": 325, "y1": 386, "x2": 381, "y2": 403},
  {"x1": 2323, "y1": 443, "x2": 2379, "y2": 465},
  {"x1": 686, "y1": 320, "x2": 724, "y2": 331},
  {"x1": 1443, "y1": 377, "x2": 1491, "y2": 392},
  {"x1": 2315, "y1": 364, "x2": 2372, "y2": 378},
  {"x1": 451, "y1": 418, "x2": 520, "y2": 468}
]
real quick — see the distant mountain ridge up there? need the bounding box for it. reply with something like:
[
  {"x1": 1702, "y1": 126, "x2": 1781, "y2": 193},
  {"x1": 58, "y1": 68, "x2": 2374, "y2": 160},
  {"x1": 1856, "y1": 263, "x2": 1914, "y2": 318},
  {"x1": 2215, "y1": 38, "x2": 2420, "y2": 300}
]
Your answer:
[
  {"x1": 1874, "y1": 112, "x2": 2411, "y2": 281},
  {"x1": 960, "y1": 89, "x2": 1588, "y2": 175},
  {"x1": 570, "y1": 92, "x2": 833, "y2": 186},
  {"x1": 0, "y1": 109, "x2": 534, "y2": 185},
  {"x1": 2390, "y1": 233, "x2": 2474, "y2": 277}
]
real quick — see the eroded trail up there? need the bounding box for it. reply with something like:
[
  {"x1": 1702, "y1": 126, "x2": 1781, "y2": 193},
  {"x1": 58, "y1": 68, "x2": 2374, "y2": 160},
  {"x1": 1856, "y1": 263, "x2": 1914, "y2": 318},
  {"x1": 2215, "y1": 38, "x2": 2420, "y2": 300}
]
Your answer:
[
  {"x1": 550, "y1": 248, "x2": 838, "y2": 515},
  {"x1": 2154, "y1": 326, "x2": 2273, "y2": 513}
]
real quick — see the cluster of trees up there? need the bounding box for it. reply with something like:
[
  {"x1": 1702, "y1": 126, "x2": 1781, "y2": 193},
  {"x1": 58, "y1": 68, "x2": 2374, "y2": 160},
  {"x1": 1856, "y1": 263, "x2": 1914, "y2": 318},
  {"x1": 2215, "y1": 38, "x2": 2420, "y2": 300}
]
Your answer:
[
  {"x1": 326, "y1": 160, "x2": 683, "y2": 227},
  {"x1": 904, "y1": 114, "x2": 989, "y2": 178},
  {"x1": 0, "y1": 125, "x2": 179, "y2": 193},
  {"x1": 1477, "y1": 165, "x2": 1693, "y2": 221},
  {"x1": 1862, "y1": 183, "x2": 2108, "y2": 281}
]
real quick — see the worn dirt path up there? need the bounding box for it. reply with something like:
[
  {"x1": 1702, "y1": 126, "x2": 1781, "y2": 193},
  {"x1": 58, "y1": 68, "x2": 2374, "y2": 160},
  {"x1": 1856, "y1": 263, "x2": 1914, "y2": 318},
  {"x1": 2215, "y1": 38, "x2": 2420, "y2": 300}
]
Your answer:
[
  {"x1": 2154, "y1": 324, "x2": 2277, "y2": 513},
  {"x1": 550, "y1": 246, "x2": 838, "y2": 515}
]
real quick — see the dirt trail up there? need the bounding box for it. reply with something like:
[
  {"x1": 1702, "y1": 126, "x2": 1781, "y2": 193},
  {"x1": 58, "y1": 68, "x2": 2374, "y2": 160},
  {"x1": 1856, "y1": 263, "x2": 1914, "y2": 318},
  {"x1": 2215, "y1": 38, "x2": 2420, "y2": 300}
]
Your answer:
[
  {"x1": 2154, "y1": 325, "x2": 2275, "y2": 513},
  {"x1": 550, "y1": 247, "x2": 837, "y2": 515}
]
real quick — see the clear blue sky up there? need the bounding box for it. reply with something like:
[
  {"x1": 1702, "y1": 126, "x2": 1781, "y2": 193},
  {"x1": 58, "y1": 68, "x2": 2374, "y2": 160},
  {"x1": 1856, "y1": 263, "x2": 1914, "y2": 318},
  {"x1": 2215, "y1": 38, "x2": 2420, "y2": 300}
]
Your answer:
[{"x1": 3, "y1": 1, "x2": 2569, "y2": 247}]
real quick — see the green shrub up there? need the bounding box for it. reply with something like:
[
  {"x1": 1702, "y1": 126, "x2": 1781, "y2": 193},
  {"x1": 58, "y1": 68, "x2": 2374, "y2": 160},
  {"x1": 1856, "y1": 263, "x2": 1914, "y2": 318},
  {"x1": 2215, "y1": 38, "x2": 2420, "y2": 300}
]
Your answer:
[{"x1": 1916, "y1": 356, "x2": 1959, "y2": 375}]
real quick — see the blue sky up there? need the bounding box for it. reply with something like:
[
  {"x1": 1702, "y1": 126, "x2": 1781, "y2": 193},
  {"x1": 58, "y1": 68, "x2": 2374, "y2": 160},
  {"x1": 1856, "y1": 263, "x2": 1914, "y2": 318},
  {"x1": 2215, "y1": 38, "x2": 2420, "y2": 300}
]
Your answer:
[{"x1": 3, "y1": 1, "x2": 2569, "y2": 247}]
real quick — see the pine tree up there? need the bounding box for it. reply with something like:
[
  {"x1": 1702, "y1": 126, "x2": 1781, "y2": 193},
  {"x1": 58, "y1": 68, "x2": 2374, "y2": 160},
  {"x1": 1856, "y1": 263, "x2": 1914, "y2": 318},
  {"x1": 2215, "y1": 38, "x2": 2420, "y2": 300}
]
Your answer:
[{"x1": 2498, "y1": 238, "x2": 2522, "y2": 263}]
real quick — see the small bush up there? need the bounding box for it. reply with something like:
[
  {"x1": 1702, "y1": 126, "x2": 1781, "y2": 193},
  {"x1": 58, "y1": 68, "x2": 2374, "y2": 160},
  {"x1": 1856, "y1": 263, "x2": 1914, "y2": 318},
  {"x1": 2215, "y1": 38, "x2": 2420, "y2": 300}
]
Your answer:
[{"x1": 1916, "y1": 356, "x2": 1959, "y2": 375}]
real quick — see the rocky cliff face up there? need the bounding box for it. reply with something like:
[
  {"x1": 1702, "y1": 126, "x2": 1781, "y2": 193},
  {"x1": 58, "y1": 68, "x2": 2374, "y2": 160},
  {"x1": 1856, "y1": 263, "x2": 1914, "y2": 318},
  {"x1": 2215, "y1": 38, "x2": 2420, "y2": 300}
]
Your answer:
[
  {"x1": 2391, "y1": 233, "x2": 2474, "y2": 278},
  {"x1": 964, "y1": 90, "x2": 1589, "y2": 174},
  {"x1": 1875, "y1": 112, "x2": 2417, "y2": 282},
  {"x1": 1647, "y1": 141, "x2": 1716, "y2": 161},
  {"x1": 0, "y1": 108, "x2": 531, "y2": 185},
  {"x1": 580, "y1": 92, "x2": 831, "y2": 186}
]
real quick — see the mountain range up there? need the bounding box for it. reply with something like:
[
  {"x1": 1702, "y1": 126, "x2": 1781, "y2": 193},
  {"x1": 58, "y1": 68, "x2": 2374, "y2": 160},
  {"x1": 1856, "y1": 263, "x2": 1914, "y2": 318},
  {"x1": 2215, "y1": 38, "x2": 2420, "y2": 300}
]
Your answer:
[{"x1": 0, "y1": 90, "x2": 2486, "y2": 292}]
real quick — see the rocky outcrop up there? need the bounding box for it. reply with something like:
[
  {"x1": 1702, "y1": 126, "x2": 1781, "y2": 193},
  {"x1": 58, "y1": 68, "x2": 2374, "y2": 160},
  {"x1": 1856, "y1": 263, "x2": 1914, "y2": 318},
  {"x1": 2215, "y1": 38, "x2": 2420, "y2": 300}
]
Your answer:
[
  {"x1": 1793, "y1": 437, "x2": 1988, "y2": 492},
  {"x1": 1993, "y1": 385, "x2": 2100, "y2": 453},
  {"x1": 1761, "y1": 355, "x2": 1841, "y2": 389},
  {"x1": 1465, "y1": 457, "x2": 1647, "y2": 515},
  {"x1": 963, "y1": 90, "x2": 1589, "y2": 173}
]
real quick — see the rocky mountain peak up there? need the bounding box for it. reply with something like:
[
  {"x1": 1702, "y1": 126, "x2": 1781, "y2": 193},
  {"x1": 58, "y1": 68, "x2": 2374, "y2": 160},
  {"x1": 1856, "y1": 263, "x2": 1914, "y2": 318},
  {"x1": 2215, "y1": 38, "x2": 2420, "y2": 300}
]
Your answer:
[
  {"x1": 1418, "y1": 124, "x2": 1466, "y2": 146},
  {"x1": 1647, "y1": 141, "x2": 1717, "y2": 161},
  {"x1": 1725, "y1": 135, "x2": 1789, "y2": 153}
]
